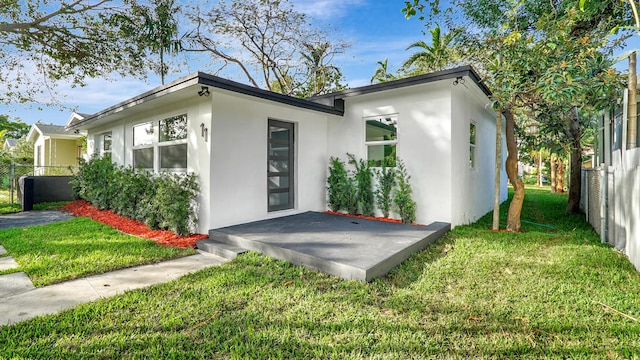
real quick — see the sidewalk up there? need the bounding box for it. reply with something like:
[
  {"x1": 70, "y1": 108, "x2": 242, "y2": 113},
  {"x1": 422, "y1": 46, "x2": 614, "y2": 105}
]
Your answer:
[{"x1": 0, "y1": 252, "x2": 227, "y2": 326}]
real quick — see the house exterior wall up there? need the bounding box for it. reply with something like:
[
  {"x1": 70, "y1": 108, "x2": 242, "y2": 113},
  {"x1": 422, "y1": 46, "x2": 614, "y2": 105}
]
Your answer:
[
  {"x1": 208, "y1": 89, "x2": 331, "y2": 229},
  {"x1": 33, "y1": 134, "x2": 45, "y2": 167},
  {"x1": 450, "y1": 83, "x2": 507, "y2": 225},
  {"x1": 49, "y1": 139, "x2": 79, "y2": 167},
  {"x1": 85, "y1": 89, "x2": 332, "y2": 233},
  {"x1": 327, "y1": 81, "x2": 456, "y2": 226},
  {"x1": 86, "y1": 96, "x2": 214, "y2": 233}
]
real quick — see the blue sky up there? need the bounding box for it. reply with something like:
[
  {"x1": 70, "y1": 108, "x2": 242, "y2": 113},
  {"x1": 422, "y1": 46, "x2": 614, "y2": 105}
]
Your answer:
[
  {"x1": 0, "y1": 0, "x2": 427, "y2": 127},
  {"x1": 1, "y1": 0, "x2": 636, "y2": 128}
]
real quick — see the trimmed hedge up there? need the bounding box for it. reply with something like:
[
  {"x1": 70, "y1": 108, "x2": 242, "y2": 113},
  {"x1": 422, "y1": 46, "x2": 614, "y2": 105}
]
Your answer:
[{"x1": 71, "y1": 155, "x2": 199, "y2": 236}]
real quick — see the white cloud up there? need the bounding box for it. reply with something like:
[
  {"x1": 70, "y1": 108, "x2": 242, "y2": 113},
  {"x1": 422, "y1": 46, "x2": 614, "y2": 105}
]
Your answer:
[{"x1": 292, "y1": 0, "x2": 365, "y2": 20}]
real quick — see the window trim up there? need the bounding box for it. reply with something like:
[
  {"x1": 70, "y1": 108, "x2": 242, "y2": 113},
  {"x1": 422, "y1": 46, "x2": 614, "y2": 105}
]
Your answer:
[{"x1": 364, "y1": 114, "x2": 398, "y2": 167}]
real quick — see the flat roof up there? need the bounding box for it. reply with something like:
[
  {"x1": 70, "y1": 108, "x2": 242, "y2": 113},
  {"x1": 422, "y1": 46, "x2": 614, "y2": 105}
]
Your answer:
[
  {"x1": 67, "y1": 65, "x2": 491, "y2": 131},
  {"x1": 308, "y1": 65, "x2": 491, "y2": 102},
  {"x1": 66, "y1": 72, "x2": 344, "y2": 131}
]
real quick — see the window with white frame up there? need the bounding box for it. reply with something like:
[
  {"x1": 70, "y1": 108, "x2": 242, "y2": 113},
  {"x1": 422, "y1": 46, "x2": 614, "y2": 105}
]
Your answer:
[
  {"x1": 132, "y1": 114, "x2": 187, "y2": 171},
  {"x1": 102, "y1": 133, "x2": 112, "y2": 155},
  {"x1": 365, "y1": 115, "x2": 397, "y2": 167},
  {"x1": 469, "y1": 122, "x2": 476, "y2": 168}
]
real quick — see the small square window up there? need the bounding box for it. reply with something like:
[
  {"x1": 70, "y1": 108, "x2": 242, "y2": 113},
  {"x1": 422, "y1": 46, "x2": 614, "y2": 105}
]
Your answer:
[
  {"x1": 160, "y1": 115, "x2": 187, "y2": 142},
  {"x1": 133, "y1": 123, "x2": 154, "y2": 146},
  {"x1": 160, "y1": 143, "x2": 187, "y2": 169},
  {"x1": 133, "y1": 147, "x2": 154, "y2": 169}
]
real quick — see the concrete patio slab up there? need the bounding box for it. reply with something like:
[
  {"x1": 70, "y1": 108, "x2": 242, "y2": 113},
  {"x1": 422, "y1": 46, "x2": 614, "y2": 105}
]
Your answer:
[
  {"x1": 0, "y1": 272, "x2": 35, "y2": 299},
  {"x1": 0, "y1": 253, "x2": 228, "y2": 326},
  {"x1": 0, "y1": 256, "x2": 19, "y2": 271},
  {"x1": 208, "y1": 211, "x2": 450, "y2": 282},
  {"x1": 0, "y1": 210, "x2": 74, "y2": 230},
  {"x1": 0, "y1": 245, "x2": 6, "y2": 256}
]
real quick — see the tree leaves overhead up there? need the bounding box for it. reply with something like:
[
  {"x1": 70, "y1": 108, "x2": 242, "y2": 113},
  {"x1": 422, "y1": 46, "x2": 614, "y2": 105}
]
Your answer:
[{"x1": 0, "y1": 0, "x2": 150, "y2": 104}]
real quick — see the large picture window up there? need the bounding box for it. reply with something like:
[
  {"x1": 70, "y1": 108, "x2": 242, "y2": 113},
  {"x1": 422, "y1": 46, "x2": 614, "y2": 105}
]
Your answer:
[
  {"x1": 365, "y1": 115, "x2": 397, "y2": 167},
  {"x1": 132, "y1": 114, "x2": 188, "y2": 171}
]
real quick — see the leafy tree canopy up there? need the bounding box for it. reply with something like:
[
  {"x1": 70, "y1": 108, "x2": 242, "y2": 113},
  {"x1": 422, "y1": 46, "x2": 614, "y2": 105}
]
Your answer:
[
  {"x1": 186, "y1": 0, "x2": 348, "y2": 97},
  {"x1": 0, "y1": 115, "x2": 30, "y2": 139},
  {"x1": 0, "y1": 0, "x2": 150, "y2": 105}
]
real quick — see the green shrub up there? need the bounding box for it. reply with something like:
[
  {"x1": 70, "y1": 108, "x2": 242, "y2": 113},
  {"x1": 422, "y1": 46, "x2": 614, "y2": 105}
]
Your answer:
[
  {"x1": 71, "y1": 155, "x2": 117, "y2": 210},
  {"x1": 394, "y1": 159, "x2": 416, "y2": 224},
  {"x1": 348, "y1": 153, "x2": 374, "y2": 216},
  {"x1": 327, "y1": 157, "x2": 349, "y2": 212},
  {"x1": 71, "y1": 157, "x2": 200, "y2": 236},
  {"x1": 375, "y1": 161, "x2": 396, "y2": 218}
]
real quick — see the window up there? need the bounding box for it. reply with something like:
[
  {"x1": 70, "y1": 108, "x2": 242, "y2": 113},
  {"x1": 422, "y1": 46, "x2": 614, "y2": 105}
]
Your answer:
[
  {"x1": 36, "y1": 145, "x2": 42, "y2": 166},
  {"x1": 132, "y1": 114, "x2": 188, "y2": 171},
  {"x1": 365, "y1": 115, "x2": 397, "y2": 167},
  {"x1": 159, "y1": 115, "x2": 187, "y2": 170},
  {"x1": 103, "y1": 133, "x2": 112, "y2": 154},
  {"x1": 469, "y1": 122, "x2": 476, "y2": 168}
]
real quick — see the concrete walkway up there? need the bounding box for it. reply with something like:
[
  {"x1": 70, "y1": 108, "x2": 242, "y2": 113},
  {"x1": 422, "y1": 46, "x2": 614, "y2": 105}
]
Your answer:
[
  {"x1": 0, "y1": 252, "x2": 228, "y2": 326},
  {"x1": 0, "y1": 210, "x2": 74, "y2": 229}
]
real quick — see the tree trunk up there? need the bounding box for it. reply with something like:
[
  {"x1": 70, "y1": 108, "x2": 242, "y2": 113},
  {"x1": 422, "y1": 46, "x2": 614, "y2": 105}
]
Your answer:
[
  {"x1": 556, "y1": 159, "x2": 565, "y2": 193},
  {"x1": 493, "y1": 111, "x2": 502, "y2": 230},
  {"x1": 550, "y1": 154, "x2": 557, "y2": 193},
  {"x1": 628, "y1": 51, "x2": 637, "y2": 149},
  {"x1": 566, "y1": 108, "x2": 582, "y2": 214},
  {"x1": 536, "y1": 152, "x2": 542, "y2": 186},
  {"x1": 504, "y1": 109, "x2": 524, "y2": 232}
]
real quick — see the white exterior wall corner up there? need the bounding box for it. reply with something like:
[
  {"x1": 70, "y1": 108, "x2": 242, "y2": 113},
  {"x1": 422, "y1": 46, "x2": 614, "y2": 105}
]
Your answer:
[
  {"x1": 450, "y1": 81, "x2": 505, "y2": 226},
  {"x1": 326, "y1": 81, "x2": 454, "y2": 226},
  {"x1": 208, "y1": 89, "x2": 331, "y2": 229}
]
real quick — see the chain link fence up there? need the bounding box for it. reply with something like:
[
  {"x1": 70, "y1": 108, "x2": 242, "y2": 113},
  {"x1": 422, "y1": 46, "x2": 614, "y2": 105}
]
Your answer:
[{"x1": 0, "y1": 161, "x2": 77, "y2": 204}]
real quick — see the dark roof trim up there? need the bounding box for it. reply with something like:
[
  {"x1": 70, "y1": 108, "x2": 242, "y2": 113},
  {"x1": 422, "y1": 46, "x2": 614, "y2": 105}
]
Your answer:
[
  {"x1": 67, "y1": 72, "x2": 344, "y2": 130},
  {"x1": 308, "y1": 65, "x2": 491, "y2": 102},
  {"x1": 197, "y1": 73, "x2": 344, "y2": 116}
]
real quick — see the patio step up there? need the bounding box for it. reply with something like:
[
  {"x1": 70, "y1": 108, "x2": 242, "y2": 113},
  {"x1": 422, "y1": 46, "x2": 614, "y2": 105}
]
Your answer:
[{"x1": 195, "y1": 238, "x2": 248, "y2": 260}]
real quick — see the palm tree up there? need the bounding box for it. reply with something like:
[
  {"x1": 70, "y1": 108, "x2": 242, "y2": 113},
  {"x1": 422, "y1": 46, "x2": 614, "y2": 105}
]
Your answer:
[
  {"x1": 131, "y1": 0, "x2": 182, "y2": 85},
  {"x1": 370, "y1": 58, "x2": 396, "y2": 84},
  {"x1": 299, "y1": 42, "x2": 345, "y2": 97},
  {"x1": 402, "y1": 24, "x2": 459, "y2": 75}
]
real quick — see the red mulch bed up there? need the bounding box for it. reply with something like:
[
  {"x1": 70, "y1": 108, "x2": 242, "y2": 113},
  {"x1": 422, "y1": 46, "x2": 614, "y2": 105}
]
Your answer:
[
  {"x1": 324, "y1": 210, "x2": 424, "y2": 226},
  {"x1": 60, "y1": 200, "x2": 207, "y2": 248}
]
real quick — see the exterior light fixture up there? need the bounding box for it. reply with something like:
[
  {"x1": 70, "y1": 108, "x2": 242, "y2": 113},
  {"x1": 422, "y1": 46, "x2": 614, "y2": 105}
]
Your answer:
[
  {"x1": 198, "y1": 86, "x2": 210, "y2": 97},
  {"x1": 452, "y1": 76, "x2": 465, "y2": 86}
]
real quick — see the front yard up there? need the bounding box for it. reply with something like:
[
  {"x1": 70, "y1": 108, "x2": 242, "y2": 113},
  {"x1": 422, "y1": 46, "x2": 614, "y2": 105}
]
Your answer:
[
  {"x1": 1, "y1": 188, "x2": 639, "y2": 358},
  {"x1": 0, "y1": 217, "x2": 195, "y2": 286}
]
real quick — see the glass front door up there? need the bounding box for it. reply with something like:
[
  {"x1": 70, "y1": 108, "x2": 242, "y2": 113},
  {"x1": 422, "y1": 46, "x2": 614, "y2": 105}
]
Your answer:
[{"x1": 267, "y1": 120, "x2": 294, "y2": 211}]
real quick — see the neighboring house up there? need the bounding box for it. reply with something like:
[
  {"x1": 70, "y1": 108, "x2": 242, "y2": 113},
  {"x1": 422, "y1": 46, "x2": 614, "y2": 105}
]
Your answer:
[
  {"x1": 66, "y1": 65, "x2": 507, "y2": 234},
  {"x1": 2, "y1": 138, "x2": 18, "y2": 153},
  {"x1": 27, "y1": 120, "x2": 84, "y2": 175}
]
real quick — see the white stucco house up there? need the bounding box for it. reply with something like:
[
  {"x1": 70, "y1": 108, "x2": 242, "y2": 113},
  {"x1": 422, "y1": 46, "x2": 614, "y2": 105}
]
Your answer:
[{"x1": 66, "y1": 65, "x2": 507, "y2": 234}]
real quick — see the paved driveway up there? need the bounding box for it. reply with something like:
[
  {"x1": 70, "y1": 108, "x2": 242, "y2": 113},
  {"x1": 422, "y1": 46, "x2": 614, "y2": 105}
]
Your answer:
[{"x1": 0, "y1": 211, "x2": 74, "y2": 230}]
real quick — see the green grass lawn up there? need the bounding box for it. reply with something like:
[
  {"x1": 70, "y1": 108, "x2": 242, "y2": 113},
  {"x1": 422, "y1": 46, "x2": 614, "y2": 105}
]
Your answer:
[
  {"x1": 1, "y1": 188, "x2": 639, "y2": 358},
  {"x1": 0, "y1": 217, "x2": 195, "y2": 286}
]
